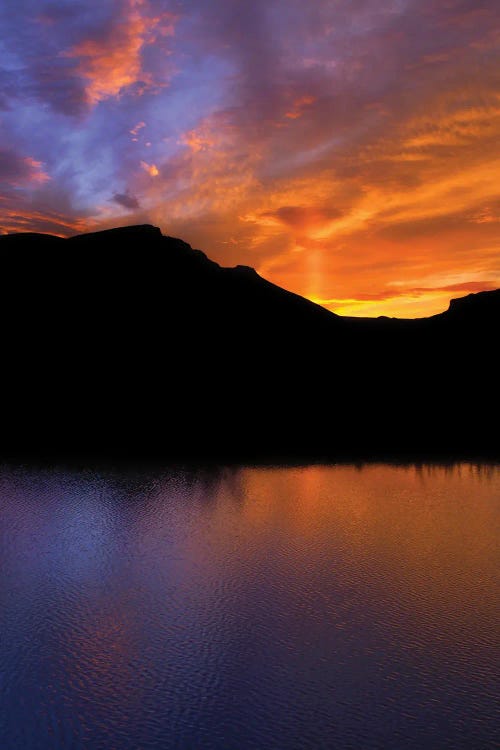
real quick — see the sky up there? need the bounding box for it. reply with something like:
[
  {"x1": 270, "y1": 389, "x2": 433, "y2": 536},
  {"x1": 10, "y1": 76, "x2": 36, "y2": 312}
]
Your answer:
[{"x1": 1, "y1": 0, "x2": 499, "y2": 317}]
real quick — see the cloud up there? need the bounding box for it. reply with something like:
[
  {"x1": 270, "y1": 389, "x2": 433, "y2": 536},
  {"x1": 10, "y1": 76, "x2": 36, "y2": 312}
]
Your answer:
[
  {"x1": 140, "y1": 161, "x2": 159, "y2": 177},
  {"x1": 409, "y1": 281, "x2": 498, "y2": 294},
  {"x1": 260, "y1": 206, "x2": 343, "y2": 229},
  {"x1": 62, "y1": 0, "x2": 176, "y2": 106},
  {"x1": 0, "y1": 0, "x2": 176, "y2": 116},
  {"x1": 179, "y1": 129, "x2": 216, "y2": 154},
  {"x1": 0, "y1": 197, "x2": 89, "y2": 236},
  {"x1": 320, "y1": 280, "x2": 498, "y2": 303},
  {"x1": 0, "y1": 150, "x2": 50, "y2": 186},
  {"x1": 130, "y1": 122, "x2": 146, "y2": 136},
  {"x1": 130, "y1": 121, "x2": 146, "y2": 141},
  {"x1": 284, "y1": 96, "x2": 316, "y2": 120},
  {"x1": 112, "y1": 191, "x2": 141, "y2": 210}
]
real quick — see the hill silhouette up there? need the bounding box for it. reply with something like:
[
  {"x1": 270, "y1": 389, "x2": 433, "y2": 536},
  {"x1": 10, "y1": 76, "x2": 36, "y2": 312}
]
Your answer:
[{"x1": 0, "y1": 225, "x2": 498, "y2": 461}]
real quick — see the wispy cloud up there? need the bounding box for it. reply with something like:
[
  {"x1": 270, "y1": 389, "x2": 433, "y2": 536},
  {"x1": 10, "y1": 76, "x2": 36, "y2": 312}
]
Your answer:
[
  {"x1": 0, "y1": 150, "x2": 50, "y2": 185},
  {"x1": 62, "y1": 0, "x2": 176, "y2": 106}
]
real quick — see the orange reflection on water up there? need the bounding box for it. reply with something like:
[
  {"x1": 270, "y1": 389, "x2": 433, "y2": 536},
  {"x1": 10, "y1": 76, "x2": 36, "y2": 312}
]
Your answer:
[{"x1": 206, "y1": 463, "x2": 499, "y2": 630}]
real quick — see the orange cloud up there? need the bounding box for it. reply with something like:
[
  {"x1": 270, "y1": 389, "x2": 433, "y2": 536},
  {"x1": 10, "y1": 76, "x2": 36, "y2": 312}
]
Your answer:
[
  {"x1": 24, "y1": 158, "x2": 50, "y2": 184},
  {"x1": 180, "y1": 128, "x2": 216, "y2": 153},
  {"x1": 0, "y1": 205, "x2": 89, "y2": 236},
  {"x1": 285, "y1": 95, "x2": 316, "y2": 120},
  {"x1": 63, "y1": 0, "x2": 175, "y2": 105},
  {"x1": 471, "y1": 207, "x2": 500, "y2": 224},
  {"x1": 140, "y1": 161, "x2": 159, "y2": 177}
]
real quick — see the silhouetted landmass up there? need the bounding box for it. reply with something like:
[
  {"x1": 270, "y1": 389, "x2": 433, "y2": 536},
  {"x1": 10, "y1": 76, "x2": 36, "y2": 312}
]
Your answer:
[{"x1": 0, "y1": 225, "x2": 498, "y2": 462}]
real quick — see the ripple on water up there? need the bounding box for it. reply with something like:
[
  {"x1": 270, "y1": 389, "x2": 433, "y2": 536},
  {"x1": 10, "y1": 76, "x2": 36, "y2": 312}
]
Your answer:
[{"x1": 0, "y1": 462, "x2": 498, "y2": 749}]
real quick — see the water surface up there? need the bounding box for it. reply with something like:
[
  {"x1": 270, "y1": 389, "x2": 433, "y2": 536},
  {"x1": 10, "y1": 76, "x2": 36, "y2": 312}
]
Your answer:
[{"x1": 1, "y1": 463, "x2": 498, "y2": 749}]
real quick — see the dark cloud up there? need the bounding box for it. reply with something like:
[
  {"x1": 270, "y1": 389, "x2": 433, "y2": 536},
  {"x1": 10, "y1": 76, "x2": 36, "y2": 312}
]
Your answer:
[
  {"x1": 261, "y1": 206, "x2": 343, "y2": 229},
  {"x1": 112, "y1": 191, "x2": 141, "y2": 210}
]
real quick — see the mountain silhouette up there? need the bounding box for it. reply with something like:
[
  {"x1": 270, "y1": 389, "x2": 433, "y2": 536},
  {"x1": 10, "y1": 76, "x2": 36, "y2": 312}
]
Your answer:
[{"x1": 0, "y1": 225, "x2": 498, "y2": 461}]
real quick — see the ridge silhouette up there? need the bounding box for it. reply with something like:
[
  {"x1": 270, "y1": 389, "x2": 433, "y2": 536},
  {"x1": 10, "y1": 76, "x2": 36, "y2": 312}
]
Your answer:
[{"x1": 0, "y1": 225, "x2": 498, "y2": 461}]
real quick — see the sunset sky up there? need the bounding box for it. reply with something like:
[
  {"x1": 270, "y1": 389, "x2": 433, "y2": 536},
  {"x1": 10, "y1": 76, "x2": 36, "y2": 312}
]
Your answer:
[{"x1": 1, "y1": 0, "x2": 499, "y2": 317}]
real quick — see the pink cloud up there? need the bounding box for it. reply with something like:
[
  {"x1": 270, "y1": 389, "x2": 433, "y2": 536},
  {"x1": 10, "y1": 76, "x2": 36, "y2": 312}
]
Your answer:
[
  {"x1": 0, "y1": 150, "x2": 50, "y2": 186},
  {"x1": 62, "y1": 0, "x2": 176, "y2": 105},
  {"x1": 141, "y1": 161, "x2": 159, "y2": 177}
]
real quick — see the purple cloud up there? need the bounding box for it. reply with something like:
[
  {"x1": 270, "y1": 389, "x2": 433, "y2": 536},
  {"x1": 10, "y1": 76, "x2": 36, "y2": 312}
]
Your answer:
[{"x1": 112, "y1": 191, "x2": 141, "y2": 210}]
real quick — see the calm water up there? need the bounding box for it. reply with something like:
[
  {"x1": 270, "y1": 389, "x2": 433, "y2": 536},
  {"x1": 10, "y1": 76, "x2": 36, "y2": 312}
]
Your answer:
[{"x1": 0, "y1": 463, "x2": 498, "y2": 749}]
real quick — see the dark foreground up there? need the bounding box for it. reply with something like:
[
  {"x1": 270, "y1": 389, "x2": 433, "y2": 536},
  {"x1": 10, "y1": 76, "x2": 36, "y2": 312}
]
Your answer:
[
  {"x1": 1, "y1": 462, "x2": 498, "y2": 750},
  {"x1": 0, "y1": 225, "x2": 498, "y2": 461}
]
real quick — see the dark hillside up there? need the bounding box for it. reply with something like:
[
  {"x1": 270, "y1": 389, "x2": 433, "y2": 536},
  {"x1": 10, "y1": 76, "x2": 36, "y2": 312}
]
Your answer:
[{"x1": 0, "y1": 226, "x2": 497, "y2": 461}]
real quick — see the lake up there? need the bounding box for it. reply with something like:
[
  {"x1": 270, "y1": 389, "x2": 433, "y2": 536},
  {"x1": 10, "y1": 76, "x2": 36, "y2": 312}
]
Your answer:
[{"x1": 0, "y1": 462, "x2": 498, "y2": 749}]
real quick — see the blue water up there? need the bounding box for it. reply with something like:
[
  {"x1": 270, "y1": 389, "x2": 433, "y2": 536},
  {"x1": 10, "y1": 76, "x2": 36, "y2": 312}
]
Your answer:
[{"x1": 0, "y1": 463, "x2": 498, "y2": 749}]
